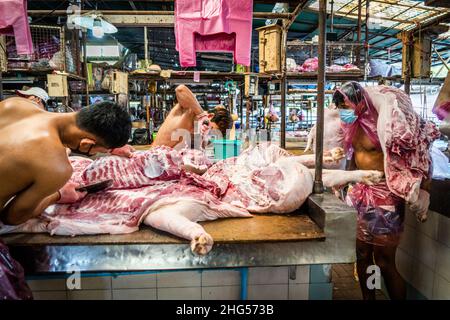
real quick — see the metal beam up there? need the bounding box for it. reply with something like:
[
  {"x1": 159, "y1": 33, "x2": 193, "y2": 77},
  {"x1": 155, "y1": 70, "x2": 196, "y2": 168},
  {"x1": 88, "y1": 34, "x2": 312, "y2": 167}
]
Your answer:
[
  {"x1": 286, "y1": 0, "x2": 310, "y2": 29},
  {"x1": 371, "y1": 0, "x2": 441, "y2": 13},
  {"x1": 28, "y1": 10, "x2": 293, "y2": 19}
]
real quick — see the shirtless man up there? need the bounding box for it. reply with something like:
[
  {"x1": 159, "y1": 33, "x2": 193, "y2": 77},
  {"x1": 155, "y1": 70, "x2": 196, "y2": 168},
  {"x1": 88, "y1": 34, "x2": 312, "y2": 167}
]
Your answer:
[
  {"x1": 0, "y1": 98, "x2": 131, "y2": 226},
  {"x1": 333, "y1": 82, "x2": 436, "y2": 300},
  {"x1": 16, "y1": 87, "x2": 50, "y2": 110},
  {"x1": 152, "y1": 85, "x2": 233, "y2": 149}
]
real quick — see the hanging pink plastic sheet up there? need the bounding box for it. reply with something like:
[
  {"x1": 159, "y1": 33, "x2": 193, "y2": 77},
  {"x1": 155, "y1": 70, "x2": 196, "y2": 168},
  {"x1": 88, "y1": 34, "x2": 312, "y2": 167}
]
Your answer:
[
  {"x1": 0, "y1": 0, "x2": 33, "y2": 55},
  {"x1": 433, "y1": 101, "x2": 450, "y2": 121},
  {"x1": 174, "y1": 0, "x2": 253, "y2": 67},
  {"x1": 334, "y1": 82, "x2": 382, "y2": 155},
  {"x1": 0, "y1": 240, "x2": 33, "y2": 300}
]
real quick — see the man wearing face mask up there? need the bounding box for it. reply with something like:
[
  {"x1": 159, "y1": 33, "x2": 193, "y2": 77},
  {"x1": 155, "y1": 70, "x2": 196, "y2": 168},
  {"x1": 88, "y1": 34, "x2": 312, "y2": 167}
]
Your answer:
[
  {"x1": 0, "y1": 97, "x2": 131, "y2": 226},
  {"x1": 332, "y1": 82, "x2": 439, "y2": 300}
]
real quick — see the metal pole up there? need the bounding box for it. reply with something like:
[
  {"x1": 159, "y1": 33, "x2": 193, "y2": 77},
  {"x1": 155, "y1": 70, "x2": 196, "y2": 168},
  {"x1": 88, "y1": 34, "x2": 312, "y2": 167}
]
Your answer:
[
  {"x1": 364, "y1": 0, "x2": 370, "y2": 79},
  {"x1": 314, "y1": 0, "x2": 327, "y2": 194},
  {"x1": 280, "y1": 23, "x2": 288, "y2": 149},
  {"x1": 144, "y1": 26, "x2": 148, "y2": 62},
  {"x1": 356, "y1": 0, "x2": 362, "y2": 67},
  {"x1": 82, "y1": 31, "x2": 89, "y2": 106},
  {"x1": 404, "y1": 32, "x2": 412, "y2": 95},
  {"x1": 330, "y1": 0, "x2": 334, "y2": 32}
]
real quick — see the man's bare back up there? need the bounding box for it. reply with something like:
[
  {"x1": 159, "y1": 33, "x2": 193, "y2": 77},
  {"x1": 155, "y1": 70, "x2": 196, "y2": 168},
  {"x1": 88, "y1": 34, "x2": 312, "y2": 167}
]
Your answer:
[
  {"x1": 0, "y1": 98, "x2": 72, "y2": 224},
  {"x1": 0, "y1": 97, "x2": 131, "y2": 225},
  {"x1": 151, "y1": 102, "x2": 196, "y2": 148},
  {"x1": 152, "y1": 85, "x2": 205, "y2": 149}
]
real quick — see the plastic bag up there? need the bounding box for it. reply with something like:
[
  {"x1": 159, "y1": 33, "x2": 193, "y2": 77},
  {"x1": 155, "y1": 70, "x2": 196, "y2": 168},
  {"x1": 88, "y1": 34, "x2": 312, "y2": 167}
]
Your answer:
[
  {"x1": 431, "y1": 145, "x2": 450, "y2": 180},
  {"x1": 0, "y1": 240, "x2": 33, "y2": 300},
  {"x1": 346, "y1": 182, "x2": 405, "y2": 247}
]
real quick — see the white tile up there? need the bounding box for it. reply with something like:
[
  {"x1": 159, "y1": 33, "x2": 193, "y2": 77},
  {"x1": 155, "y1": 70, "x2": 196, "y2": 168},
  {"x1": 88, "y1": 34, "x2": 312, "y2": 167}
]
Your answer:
[
  {"x1": 435, "y1": 244, "x2": 450, "y2": 282},
  {"x1": 415, "y1": 233, "x2": 438, "y2": 270},
  {"x1": 437, "y1": 215, "x2": 450, "y2": 247},
  {"x1": 411, "y1": 260, "x2": 435, "y2": 299},
  {"x1": 67, "y1": 290, "x2": 112, "y2": 300},
  {"x1": 158, "y1": 287, "x2": 201, "y2": 300},
  {"x1": 247, "y1": 284, "x2": 288, "y2": 300},
  {"x1": 202, "y1": 286, "x2": 240, "y2": 300},
  {"x1": 77, "y1": 276, "x2": 111, "y2": 290},
  {"x1": 202, "y1": 270, "x2": 240, "y2": 287},
  {"x1": 157, "y1": 271, "x2": 201, "y2": 288},
  {"x1": 288, "y1": 266, "x2": 310, "y2": 284},
  {"x1": 32, "y1": 291, "x2": 67, "y2": 300},
  {"x1": 416, "y1": 210, "x2": 440, "y2": 240},
  {"x1": 112, "y1": 274, "x2": 156, "y2": 289},
  {"x1": 112, "y1": 289, "x2": 157, "y2": 300},
  {"x1": 398, "y1": 225, "x2": 418, "y2": 256},
  {"x1": 396, "y1": 248, "x2": 414, "y2": 282},
  {"x1": 432, "y1": 274, "x2": 450, "y2": 300},
  {"x1": 248, "y1": 267, "x2": 288, "y2": 285},
  {"x1": 27, "y1": 278, "x2": 66, "y2": 291},
  {"x1": 288, "y1": 284, "x2": 309, "y2": 300}
]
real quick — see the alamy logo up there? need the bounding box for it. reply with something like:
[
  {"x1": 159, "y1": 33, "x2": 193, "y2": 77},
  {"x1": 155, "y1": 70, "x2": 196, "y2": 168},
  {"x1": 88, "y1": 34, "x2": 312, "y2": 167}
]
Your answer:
[
  {"x1": 366, "y1": 265, "x2": 381, "y2": 290},
  {"x1": 66, "y1": 266, "x2": 81, "y2": 290}
]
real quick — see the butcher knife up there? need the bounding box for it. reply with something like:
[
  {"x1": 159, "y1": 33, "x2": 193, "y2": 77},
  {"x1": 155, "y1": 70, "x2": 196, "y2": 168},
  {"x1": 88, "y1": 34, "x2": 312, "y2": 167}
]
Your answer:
[{"x1": 76, "y1": 179, "x2": 113, "y2": 193}]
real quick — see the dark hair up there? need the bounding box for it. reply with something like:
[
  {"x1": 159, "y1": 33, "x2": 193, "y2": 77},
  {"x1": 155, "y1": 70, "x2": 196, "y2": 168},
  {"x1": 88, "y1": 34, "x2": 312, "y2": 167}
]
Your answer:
[
  {"x1": 210, "y1": 106, "x2": 233, "y2": 137},
  {"x1": 332, "y1": 81, "x2": 364, "y2": 108},
  {"x1": 76, "y1": 101, "x2": 131, "y2": 148}
]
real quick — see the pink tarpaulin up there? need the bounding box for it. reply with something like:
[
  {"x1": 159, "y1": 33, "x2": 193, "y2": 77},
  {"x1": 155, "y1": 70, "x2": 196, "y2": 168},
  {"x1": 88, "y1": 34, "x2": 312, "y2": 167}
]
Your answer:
[{"x1": 174, "y1": 0, "x2": 253, "y2": 67}]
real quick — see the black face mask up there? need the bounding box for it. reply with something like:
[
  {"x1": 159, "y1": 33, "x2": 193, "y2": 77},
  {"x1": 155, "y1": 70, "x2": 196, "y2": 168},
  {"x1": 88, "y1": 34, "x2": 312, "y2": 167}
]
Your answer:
[{"x1": 70, "y1": 142, "x2": 94, "y2": 157}]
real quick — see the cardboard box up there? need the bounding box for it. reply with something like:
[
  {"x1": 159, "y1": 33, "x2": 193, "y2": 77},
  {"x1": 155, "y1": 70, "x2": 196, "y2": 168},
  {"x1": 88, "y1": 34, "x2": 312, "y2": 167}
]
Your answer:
[{"x1": 47, "y1": 74, "x2": 68, "y2": 97}]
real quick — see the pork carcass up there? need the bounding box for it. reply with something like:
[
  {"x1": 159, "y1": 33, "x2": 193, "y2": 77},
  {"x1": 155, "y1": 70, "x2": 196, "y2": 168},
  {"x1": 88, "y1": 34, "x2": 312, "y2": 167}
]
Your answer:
[
  {"x1": 0, "y1": 145, "x2": 383, "y2": 255},
  {"x1": 304, "y1": 108, "x2": 345, "y2": 169}
]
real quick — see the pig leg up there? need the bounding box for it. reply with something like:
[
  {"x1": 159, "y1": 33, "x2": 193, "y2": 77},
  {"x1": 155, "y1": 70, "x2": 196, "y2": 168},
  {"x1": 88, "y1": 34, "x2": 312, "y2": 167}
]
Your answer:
[
  {"x1": 293, "y1": 147, "x2": 345, "y2": 168},
  {"x1": 304, "y1": 126, "x2": 316, "y2": 153},
  {"x1": 143, "y1": 201, "x2": 214, "y2": 255},
  {"x1": 309, "y1": 169, "x2": 384, "y2": 187}
]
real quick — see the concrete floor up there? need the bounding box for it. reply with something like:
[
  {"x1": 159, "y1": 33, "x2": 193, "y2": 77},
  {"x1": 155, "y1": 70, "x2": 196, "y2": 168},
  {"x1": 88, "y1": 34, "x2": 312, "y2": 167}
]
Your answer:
[{"x1": 332, "y1": 263, "x2": 387, "y2": 300}]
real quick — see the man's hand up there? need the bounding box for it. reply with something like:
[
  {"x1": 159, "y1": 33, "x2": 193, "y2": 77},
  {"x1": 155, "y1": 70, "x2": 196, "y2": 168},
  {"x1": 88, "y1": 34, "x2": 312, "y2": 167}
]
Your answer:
[
  {"x1": 57, "y1": 182, "x2": 87, "y2": 204},
  {"x1": 110, "y1": 144, "x2": 135, "y2": 158},
  {"x1": 407, "y1": 189, "x2": 430, "y2": 222}
]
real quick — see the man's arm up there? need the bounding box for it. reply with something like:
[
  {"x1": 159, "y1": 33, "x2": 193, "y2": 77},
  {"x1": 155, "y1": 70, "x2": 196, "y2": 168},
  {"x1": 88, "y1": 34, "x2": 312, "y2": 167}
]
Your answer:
[
  {"x1": 0, "y1": 166, "x2": 71, "y2": 225},
  {"x1": 175, "y1": 85, "x2": 204, "y2": 116}
]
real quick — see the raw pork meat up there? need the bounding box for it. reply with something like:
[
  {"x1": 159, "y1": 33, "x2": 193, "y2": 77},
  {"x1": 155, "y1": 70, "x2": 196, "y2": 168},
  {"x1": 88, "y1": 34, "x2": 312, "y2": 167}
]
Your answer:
[
  {"x1": 297, "y1": 57, "x2": 319, "y2": 72},
  {"x1": 0, "y1": 145, "x2": 384, "y2": 255}
]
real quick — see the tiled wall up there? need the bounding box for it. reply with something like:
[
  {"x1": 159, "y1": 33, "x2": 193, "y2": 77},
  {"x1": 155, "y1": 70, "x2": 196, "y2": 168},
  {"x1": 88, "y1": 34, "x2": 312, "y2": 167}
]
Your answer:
[
  {"x1": 26, "y1": 265, "x2": 332, "y2": 300},
  {"x1": 396, "y1": 209, "x2": 450, "y2": 300}
]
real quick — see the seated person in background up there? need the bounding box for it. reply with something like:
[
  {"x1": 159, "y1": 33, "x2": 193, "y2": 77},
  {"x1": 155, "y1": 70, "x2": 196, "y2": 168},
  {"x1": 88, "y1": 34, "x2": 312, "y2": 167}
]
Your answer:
[
  {"x1": 0, "y1": 98, "x2": 131, "y2": 226},
  {"x1": 15, "y1": 87, "x2": 49, "y2": 110},
  {"x1": 152, "y1": 85, "x2": 233, "y2": 150}
]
